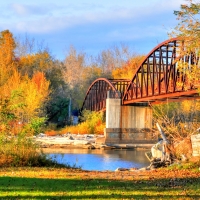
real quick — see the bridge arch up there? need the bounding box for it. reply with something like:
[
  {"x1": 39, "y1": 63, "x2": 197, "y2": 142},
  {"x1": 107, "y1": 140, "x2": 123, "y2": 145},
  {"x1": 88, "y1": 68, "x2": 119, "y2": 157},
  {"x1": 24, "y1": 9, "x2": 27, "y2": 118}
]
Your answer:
[
  {"x1": 81, "y1": 38, "x2": 199, "y2": 112},
  {"x1": 81, "y1": 78, "x2": 130, "y2": 111},
  {"x1": 122, "y1": 38, "x2": 199, "y2": 105},
  {"x1": 80, "y1": 38, "x2": 200, "y2": 145}
]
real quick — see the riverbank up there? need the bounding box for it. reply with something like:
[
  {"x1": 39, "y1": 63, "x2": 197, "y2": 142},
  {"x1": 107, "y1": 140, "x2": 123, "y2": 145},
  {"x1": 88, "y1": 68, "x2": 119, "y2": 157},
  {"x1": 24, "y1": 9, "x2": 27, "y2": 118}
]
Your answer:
[{"x1": 34, "y1": 133, "x2": 154, "y2": 150}]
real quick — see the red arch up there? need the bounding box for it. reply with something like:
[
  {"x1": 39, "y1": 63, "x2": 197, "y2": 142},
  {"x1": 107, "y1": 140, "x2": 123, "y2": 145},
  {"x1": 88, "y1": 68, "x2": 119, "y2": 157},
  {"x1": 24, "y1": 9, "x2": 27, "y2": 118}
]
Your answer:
[
  {"x1": 81, "y1": 78, "x2": 130, "y2": 111},
  {"x1": 122, "y1": 38, "x2": 199, "y2": 104},
  {"x1": 82, "y1": 38, "x2": 199, "y2": 112}
]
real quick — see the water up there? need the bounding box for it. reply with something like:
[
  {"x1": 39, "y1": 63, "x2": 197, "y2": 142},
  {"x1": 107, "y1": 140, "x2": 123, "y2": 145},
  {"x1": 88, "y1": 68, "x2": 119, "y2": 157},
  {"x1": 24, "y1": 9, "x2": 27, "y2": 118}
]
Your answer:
[{"x1": 44, "y1": 148, "x2": 150, "y2": 171}]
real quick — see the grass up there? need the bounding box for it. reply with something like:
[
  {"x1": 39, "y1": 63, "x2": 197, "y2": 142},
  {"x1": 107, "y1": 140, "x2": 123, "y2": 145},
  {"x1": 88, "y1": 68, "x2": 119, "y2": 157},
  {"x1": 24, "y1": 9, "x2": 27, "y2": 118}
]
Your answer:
[{"x1": 0, "y1": 167, "x2": 199, "y2": 199}]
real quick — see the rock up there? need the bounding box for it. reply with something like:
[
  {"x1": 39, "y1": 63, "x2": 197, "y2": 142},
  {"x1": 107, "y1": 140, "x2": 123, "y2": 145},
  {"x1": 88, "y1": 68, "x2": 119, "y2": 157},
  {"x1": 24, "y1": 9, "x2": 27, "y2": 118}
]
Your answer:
[
  {"x1": 67, "y1": 135, "x2": 74, "y2": 140},
  {"x1": 73, "y1": 140, "x2": 90, "y2": 145},
  {"x1": 101, "y1": 145, "x2": 115, "y2": 150},
  {"x1": 96, "y1": 136, "x2": 105, "y2": 144},
  {"x1": 139, "y1": 167, "x2": 148, "y2": 171},
  {"x1": 37, "y1": 133, "x2": 46, "y2": 137},
  {"x1": 115, "y1": 168, "x2": 129, "y2": 171},
  {"x1": 84, "y1": 144, "x2": 95, "y2": 149},
  {"x1": 129, "y1": 167, "x2": 139, "y2": 171}
]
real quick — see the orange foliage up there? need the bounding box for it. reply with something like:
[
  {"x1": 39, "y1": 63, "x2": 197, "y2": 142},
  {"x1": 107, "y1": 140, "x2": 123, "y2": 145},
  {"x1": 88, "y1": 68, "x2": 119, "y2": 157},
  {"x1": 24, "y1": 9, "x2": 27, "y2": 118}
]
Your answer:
[
  {"x1": 32, "y1": 71, "x2": 50, "y2": 96},
  {"x1": 18, "y1": 52, "x2": 52, "y2": 76},
  {"x1": 95, "y1": 123, "x2": 105, "y2": 135},
  {"x1": 9, "y1": 120, "x2": 24, "y2": 135},
  {"x1": 0, "y1": 30, "x2": 16, "y2": 67},
  {"x1": 112, "y1": 55, "x2": 144, "y2": 79},
  {"x1": 32, "y1": 72, "x2": 45, "y2": 91},
  {"x1": 59, "y1": 121, "x2": 105, "y2": 135},
  {"x1": 45, "y1": 130, "x2": 58, "y2": 136}
]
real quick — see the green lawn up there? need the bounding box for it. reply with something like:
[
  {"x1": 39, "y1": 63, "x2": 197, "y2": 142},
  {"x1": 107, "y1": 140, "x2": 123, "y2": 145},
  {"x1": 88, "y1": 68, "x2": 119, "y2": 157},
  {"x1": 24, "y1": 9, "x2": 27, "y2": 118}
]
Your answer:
[{"x1": 0, "y1": 167, "x2": 199, "y2": 199}]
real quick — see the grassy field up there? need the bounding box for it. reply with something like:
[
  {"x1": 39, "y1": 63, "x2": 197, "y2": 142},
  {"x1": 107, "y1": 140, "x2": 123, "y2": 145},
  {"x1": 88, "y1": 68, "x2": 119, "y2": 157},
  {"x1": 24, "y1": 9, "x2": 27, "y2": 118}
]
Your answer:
[{"x1": 0, "y1": 167, "x2": 199, "y2": 199}]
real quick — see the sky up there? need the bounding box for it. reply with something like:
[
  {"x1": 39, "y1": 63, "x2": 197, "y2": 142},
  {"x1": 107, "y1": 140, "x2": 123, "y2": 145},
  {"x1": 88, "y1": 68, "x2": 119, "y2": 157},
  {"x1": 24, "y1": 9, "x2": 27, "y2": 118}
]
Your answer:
[{"x1": 0, "y1": 0, "x2": 188, "y2": 61}]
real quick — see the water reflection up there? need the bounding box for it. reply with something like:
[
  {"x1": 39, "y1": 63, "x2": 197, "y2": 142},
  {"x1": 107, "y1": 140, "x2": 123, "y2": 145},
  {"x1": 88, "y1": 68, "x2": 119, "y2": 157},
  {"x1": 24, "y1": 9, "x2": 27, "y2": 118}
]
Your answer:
[{"x1": 44, "y1": 148, "x2": 150, "y2": 171}]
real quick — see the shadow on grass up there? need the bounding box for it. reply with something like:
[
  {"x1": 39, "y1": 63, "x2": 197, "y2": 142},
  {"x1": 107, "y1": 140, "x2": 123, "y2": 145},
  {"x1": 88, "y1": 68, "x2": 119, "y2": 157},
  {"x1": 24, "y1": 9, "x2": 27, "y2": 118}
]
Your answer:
[{"x1": 0, "y1": 176, "x2": 199, "y2": 199}]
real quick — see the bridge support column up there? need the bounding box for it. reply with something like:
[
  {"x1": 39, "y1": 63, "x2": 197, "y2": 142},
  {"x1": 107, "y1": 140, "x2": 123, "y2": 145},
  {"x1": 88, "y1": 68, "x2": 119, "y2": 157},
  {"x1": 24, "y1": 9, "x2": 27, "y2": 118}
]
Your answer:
[{"x1": 105, "y1": 98, "x2": 157, "y2": 146}]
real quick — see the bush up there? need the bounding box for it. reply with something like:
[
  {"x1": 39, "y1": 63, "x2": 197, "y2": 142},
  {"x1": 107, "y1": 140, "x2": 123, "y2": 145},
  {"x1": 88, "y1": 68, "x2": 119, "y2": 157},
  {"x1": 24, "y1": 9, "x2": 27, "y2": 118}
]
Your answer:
[
  {"x1": 45, "y1": 130, "x2": 58, "y2": 136},
  {"x1": 29, "y1": 117, "x2": 46, "y2": 135},
  {"x1": 59, "y1": 110, "x2": 105, "y2": 135},
  {"x1": 79, "y1": 110, "x2": 105, "y2": 134},
  {"x1": 0, "y1": 134, "x2": 63, "y2": 167}
]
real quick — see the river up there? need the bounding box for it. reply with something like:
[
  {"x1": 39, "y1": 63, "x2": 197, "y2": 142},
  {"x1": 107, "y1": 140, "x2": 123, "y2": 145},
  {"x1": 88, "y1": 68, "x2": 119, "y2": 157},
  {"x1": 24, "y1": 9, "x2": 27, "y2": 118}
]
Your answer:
[{"x1": 44, "y1": 148, "x2": 150, "y2": 171}]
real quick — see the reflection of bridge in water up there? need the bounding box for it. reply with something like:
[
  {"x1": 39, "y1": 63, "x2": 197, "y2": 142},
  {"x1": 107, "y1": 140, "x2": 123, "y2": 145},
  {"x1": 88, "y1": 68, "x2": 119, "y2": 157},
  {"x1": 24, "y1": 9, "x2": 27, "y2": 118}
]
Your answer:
[{"x1": 81, "y1": 38, "x2": 200, "y2": 145}]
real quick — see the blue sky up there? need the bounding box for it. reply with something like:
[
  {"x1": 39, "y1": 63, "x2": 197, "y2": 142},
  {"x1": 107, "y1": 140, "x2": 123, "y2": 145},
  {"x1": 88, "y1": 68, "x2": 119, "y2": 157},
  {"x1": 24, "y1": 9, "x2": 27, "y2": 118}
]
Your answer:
[{"x1": 0, "y1": 0, "x2": 187, "y2": 60}]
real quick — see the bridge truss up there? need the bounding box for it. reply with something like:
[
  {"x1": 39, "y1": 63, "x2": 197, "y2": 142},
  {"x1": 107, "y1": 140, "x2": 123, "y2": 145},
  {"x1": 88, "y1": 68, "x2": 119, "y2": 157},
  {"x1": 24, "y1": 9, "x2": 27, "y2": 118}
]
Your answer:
[
  {"x1": 81, "y1": 78, "x2": 130, "y2": 111},
  {"x1": 123, "y1": 38, "x2": 200, "y2": 105},
  {"x1": 82, "y1": 38, "x2": 200, "y2": 112}
]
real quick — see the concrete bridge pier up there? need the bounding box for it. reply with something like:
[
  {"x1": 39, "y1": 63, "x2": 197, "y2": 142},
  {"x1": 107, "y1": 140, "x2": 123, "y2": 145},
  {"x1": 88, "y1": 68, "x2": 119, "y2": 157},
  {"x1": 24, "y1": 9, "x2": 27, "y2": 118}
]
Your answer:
[{"x1": 105, "y1": 96, "x2": 157, "y2": 146}]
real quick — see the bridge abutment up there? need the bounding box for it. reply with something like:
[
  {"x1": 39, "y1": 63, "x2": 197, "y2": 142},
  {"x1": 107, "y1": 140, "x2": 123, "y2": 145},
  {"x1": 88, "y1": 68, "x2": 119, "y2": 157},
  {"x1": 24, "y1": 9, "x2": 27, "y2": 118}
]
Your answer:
[{"x1": 105, "y1": 98, "x2": 157, "y2": 146}]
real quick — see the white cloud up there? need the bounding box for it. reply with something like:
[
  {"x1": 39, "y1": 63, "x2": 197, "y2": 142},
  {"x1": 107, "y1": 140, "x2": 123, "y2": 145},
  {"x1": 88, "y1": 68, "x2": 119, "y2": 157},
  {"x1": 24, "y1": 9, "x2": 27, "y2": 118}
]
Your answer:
[
  {"x1": 11, "y1": 4, "x2": 28, "y2": 15},
  {"x1": 0, "y1": 0, "x2": 189, "y2": 59},
  {"x1": 1, "y1": 0, "x2": 186, "y2": 34}
]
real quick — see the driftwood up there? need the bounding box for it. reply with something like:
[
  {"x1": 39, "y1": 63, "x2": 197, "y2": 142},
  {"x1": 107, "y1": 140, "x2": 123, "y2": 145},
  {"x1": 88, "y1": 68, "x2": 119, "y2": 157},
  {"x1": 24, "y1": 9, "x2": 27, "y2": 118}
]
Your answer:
[
  {"x1": 156, "y1": 123, "x2": 168, "y2": 143},
  {"x1": 148, "y1": 123, "x2": 176, "y2": 169}
]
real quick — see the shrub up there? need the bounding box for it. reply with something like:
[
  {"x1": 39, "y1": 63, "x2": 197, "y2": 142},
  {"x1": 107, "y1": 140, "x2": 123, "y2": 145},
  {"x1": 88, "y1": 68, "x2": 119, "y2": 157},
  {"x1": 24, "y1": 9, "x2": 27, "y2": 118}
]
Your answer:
[
  {"x1": 45, "y1": 130, "x2": 58, "y2": 136},
  {"x1": 0, "y1": 134, "x2": 44, "y2": 167},
  {"x1": 58, "y1": 110, "x2": 105, "y2": 135},
  {"x1": 79, "y1": 110, "x2": 105, "y2": 134},
  {"x1": 30, "y1": 117, "x2": 46, "y2": 135}
]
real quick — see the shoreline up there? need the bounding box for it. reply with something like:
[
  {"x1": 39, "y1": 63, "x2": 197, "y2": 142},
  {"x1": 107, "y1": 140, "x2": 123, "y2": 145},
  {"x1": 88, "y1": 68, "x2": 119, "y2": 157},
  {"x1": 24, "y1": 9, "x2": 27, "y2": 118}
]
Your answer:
[{"x1": 34, "y1": 134, "x2": 154, "y2": 150}]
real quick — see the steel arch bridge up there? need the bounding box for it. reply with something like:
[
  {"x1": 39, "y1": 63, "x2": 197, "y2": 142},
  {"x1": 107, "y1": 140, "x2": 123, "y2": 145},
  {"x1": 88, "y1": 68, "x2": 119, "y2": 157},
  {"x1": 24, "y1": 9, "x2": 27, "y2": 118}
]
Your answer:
[
  {"x1": 81, "y1": 78, "x2": 130, "y2": 111},
  {"x1": 82, "y1": 38, "x2": 200, "y2": 112}
]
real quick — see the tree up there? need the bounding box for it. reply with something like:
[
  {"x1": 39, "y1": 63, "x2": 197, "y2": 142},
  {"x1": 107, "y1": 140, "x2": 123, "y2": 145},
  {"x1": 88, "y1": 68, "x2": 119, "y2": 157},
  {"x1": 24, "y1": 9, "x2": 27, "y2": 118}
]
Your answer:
[
  {"x1": 0, "y1": 30, "x2": 17, "y2": 87},
  {"x1": 172, "y1": 0, "x2": 200, "y2": 53},
  {"x1": 151, "y1": 1, "x2": 200, "y2": 157},
  {"x1": 0, "y1": 30, "x2": 50, "y2": 135},
  {"x1": 112, "y1": 55, "x2": 144, "y2": 79},
  {"x1": 171, "y1": 0, "x2": 200, "y2": 88},
  {"x1": 63, "y1": 45, "x2": 85, "y2": 89},
  {"x1": 96, "y1": 44, "x2": 134, "y2": 76},
  {"x1": 0, "y1": 30, "x2": 16, "y2": 66},
  {"x1": 63, "y1": 46, "x2": 95, "y2": 111},
  {"x1": 15, "y1": 33, "x2": 49, "y2": 58},
  {"x1": 18, "y1": 51, "x2": 53, "y2": 77}
]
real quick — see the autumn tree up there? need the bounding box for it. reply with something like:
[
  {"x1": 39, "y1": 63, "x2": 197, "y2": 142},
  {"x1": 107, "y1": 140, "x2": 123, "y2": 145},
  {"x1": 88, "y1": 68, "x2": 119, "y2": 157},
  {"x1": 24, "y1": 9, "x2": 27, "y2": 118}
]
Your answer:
[
  {"x1": 152, "y1": 1, "x2": 200, "y2": 156},
  {"x1": 0, "y1": 30, "x2": 17, "y2": 87},
  {"x1": 15, "y1": 36, "x2": 69, "y2": 126},
  {"x1": 112, "y1": 55, "x2": 145, "y2": 79},
  {"x1": 96, "y1": 44, "x2": 134, "y2": 76},
  {"x1": 63, "y1": 46, "x2": 86, "y2": 88},
  {"x1": 170, "y1": 0, "x2": 200, "y2": 88},
  {"x1": 172, "y1": 0, "x2": 200, "y2": 53},
  {"x1": 18, "y1": 51, "x2": 53, "y2": 77},
  {"x1": 63, "y1": 46, "x2": 88, "y2": 111},
  {"x1": 0, "y1": 30, "x2": 50, "y2": 135}
]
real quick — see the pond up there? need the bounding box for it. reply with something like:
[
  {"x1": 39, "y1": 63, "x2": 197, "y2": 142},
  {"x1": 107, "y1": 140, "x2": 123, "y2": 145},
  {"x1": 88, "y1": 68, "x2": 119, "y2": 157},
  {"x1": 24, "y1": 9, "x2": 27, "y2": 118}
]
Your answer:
[{"x1": 44, "y1": 148, "x2": 150, "y2": 171}]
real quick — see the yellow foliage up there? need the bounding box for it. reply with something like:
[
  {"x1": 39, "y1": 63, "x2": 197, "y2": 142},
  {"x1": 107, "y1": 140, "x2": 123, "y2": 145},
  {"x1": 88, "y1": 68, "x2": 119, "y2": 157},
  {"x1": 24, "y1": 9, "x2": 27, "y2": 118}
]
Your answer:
[
  {"x1": 59, "y1": 120, "x2": 105, "y2": 135},
  {"x1": 0, "y1": 30, "x2": 16, "y2": 67},
  {"x1": 22, "y1": 72, "x2": 50, "y2": 119},
  {"x1": 112, "y1": 55, "x2": 144, "y2": 79},
  {"x1": 95, "y1": 122, "x2": 105, "y2": 135},
  {"x1": 18, "y1": 51, "x2": 52, "y2": 76},
  {"x1": 181, "y1": 100, "x2": 200, "y2": 113}
]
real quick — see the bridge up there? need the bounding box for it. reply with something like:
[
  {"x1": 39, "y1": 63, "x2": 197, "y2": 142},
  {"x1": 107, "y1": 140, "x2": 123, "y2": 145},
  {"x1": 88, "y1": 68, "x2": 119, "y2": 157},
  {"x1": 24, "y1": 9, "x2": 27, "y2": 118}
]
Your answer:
[{"x1": 81, "y1": 38, "x2": 200, "y2": 146}]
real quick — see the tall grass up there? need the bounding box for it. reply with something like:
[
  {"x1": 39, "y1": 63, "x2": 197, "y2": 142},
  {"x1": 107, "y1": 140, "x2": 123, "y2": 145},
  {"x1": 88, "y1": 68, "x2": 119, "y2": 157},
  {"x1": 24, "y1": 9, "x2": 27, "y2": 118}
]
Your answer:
[{"x1": 0, "y1": 134, "x2": 66, "y2": 167}]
